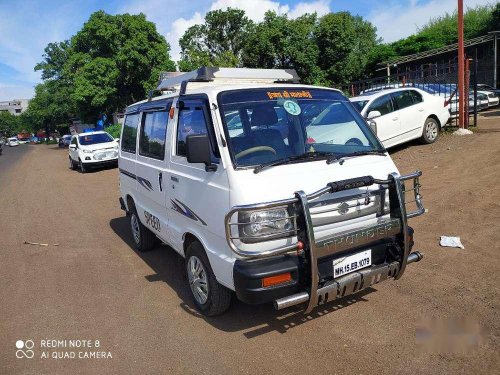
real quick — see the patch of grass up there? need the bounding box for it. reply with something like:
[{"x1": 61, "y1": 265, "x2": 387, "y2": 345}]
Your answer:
[{"x1": 105, "y1": 124, "x2": 122, "y2": 138}]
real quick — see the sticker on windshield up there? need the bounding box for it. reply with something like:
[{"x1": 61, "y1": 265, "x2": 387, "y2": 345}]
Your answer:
[{"x1": 283, "y1": 100, "x2": 301, "y2": 116}]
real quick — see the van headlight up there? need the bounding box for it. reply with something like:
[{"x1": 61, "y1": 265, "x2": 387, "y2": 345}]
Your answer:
[{"x1": 238, "y1": 207, "x2": 295, "y2": 243}]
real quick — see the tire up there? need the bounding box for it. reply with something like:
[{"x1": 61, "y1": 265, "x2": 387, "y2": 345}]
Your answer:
[
  {"x1": 421, "y1": 117, "x2": 439, "y2": 144},
  {"x1": 79, "y1": 159, "x2": 87, "y2": 173},
  {"x1": 185, "y1": 241, "x2": 232, "y2": 316},
  {"x1": 69, "y1": 157, "x2": 76, "y2": 170},
  {"x1": 128, "y1": 202, "x2": 157, "y2": 252}
]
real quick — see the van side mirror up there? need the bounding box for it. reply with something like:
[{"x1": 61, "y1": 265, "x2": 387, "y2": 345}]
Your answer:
[
  {"x1": 366, "y1": 110, "x2": 381, "y2": 119},
  {"x1": 69, "y1": 144, "x2": 76, "y2": 150},
  {"x1": 186, "y1": 134, "x2": 217, "y2": 172}
]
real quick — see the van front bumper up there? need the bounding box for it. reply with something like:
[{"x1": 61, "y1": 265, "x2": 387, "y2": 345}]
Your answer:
[{"x1": 233, "y1": 238, "x2": 422, "y2": 307}]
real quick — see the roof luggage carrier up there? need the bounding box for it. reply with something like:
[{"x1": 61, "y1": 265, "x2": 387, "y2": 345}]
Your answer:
[{"x1": 155, "y1": 67, "x2": 300, "y2": 96}]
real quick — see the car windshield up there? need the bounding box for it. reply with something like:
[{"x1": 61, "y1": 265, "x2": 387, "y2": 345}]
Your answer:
[
  {"x1": 350, "y1": 100, "x2": 368, "y2": 112},
  {"x1": 79, "y1": 133, "x2": 113, "y2": 145},
  {"x1": 219, "y1": 88, "x2": 382, "y2": 168}
]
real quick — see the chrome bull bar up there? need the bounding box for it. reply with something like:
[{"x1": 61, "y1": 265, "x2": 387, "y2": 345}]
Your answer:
[{"x1": 224, "y1": 171, "x2": 425, "y2": 313}]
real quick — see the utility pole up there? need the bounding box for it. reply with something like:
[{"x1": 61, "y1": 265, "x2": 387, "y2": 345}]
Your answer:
[{"x1": 457, "y1": 0, "x2": 465, "y2": 129}]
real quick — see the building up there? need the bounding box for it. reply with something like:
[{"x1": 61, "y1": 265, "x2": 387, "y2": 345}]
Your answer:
[
  {"x1": 0, "y1": 99, "x2": 29, "y2": 116},
  {"x1": 379, "y1": 31, "x2": 500, "y2": 87}
]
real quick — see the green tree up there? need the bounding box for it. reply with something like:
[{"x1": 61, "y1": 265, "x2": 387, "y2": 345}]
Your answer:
[
  {"x1": 65, "y1": 11, "x2": 175, "y2": 122},
  {"x1": 178, "y1": 8, "x2": 253, "y2": 71},
  {"x1": 23, "y1": 79, "x2": 75, "y2": 136},
  {"x1": 314, "y1": 12, "x2": 377, "y2": 85},
  {"x1": 242, "y1": 11, "x2": 323, "y2": 84},
  {"x1": 0, "y1": 112, "x2": 21, "y2": 137},
  {"x1": 34, "y1": 41, "x2": 70, "y2": 80}
]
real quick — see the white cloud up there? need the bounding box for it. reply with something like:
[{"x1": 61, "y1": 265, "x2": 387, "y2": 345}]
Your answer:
[
  {"x1": 167, "y1": 12, "x2": 205, "y2": 63},
  {"x1": 287, "y1": 0, "x2": 330, "y2": 19},
  {"x1": 369, "y1": 0, "x2": 494, "y2": 43}
]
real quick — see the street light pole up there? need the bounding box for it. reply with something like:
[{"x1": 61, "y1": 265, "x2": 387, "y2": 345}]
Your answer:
[{"x1": 458, "y1": 0, "x2": 465, "y2": 129}]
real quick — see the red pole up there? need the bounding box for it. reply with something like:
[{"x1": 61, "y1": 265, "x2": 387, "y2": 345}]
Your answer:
[
  {"x1": 458, "y1": 0, "x2": 465, "y2": 129},
  {"x1": 464, "y1": 57, "x2": 470, "y2": 128}
]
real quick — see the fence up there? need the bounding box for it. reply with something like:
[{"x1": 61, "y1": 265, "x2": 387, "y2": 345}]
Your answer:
[{"x1": 343, "y1": 61, "x2": 488, "y2": 128}]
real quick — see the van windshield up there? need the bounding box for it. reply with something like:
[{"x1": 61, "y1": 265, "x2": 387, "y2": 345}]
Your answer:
[{"x1": 219, "y1": 88, "x2": 383, "y2": 168}]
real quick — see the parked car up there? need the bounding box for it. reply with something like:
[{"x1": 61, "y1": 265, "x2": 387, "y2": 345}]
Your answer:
[
  {"x1": 350, "y1": 88, "x2": 450, "y2": 148},
  {"x1": 7, "y1": 137, "x2": 20, "y2": 147},
  {"x1": 58, "y1": 134, "x2": 72, "y2": 148},
  {"x1": 476, "y1": 90, "x2": 499, "y2": 107},
  {"x1": 118, "y1": 67, "x2": 426, "y2": 316},
  {"x1": 17, "y1": 137, "x2": 30, "y2": 144},
  {"x1": 476, "y1": 83, "x2": 500, "y2": 96},
  {"x1": 68, "y1": 131, "x2": 118, "y2": 172}
]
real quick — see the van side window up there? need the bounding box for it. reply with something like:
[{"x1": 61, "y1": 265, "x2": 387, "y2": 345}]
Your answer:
[
  {"x1": 368, "y1": 94, "x2": 393, "y2": 116},
  {"x1": 139, "y1": 111, "x2": 168, "y2": 160},
  {"x1": 122, "y1": 113, "x2": 139, "y2": 153},
  {"x1": 177, "y1": 107, "x2": 209, "y2": 156},
  {"x1": 71, "y1": 137, "x2": 78, "y2": 147}
]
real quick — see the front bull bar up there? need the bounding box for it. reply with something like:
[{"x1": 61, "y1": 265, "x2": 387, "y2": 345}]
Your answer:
[{"x1": 224, "y1": 171, "x2": 425, "y2": 313}]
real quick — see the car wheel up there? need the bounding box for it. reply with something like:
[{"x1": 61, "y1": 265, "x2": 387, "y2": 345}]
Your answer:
[
  {"x1": 69, "y1": 157, "x2": 76, "y2": 170},
  {"x1": 421, "y1": 117, "x2": 439, "y2": 144},
  {"x1": 128, "y1": 202, "x2": 157, "y2": 252},
  {"x1": 79, "y1": 159, "x2": 87, "y2": 173},
  {"x1": 185, "y1": 241, "x2": 232, "y2": 316}
]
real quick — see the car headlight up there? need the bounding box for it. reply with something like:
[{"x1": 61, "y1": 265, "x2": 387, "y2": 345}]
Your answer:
[
  {"x1": 82, "y1": 149, "x2": 93, "y2": 153},
  {"x1": 238, "y1": 207, "x2": 295, "y2": 243}
]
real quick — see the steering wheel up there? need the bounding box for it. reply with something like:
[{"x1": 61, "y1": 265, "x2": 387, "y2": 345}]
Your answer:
[
  {"x1": 345, "y1": 138, "x2": 364, "y2": 146},
  {"x1": 235, "y1": 146, "x2": 276, "y2": 159}
]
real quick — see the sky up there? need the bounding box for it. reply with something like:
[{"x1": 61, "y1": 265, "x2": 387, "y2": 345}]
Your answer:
[{"x1": 0, "y1": 0, "x2": 495, "y2": 101}]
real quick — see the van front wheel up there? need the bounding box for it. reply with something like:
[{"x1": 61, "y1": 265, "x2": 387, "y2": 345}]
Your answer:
[{"x1": 185, "y1": 241, "x2": 232, "y2": 316}]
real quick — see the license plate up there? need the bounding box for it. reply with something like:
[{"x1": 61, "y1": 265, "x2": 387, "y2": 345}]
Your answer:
[{"x1": 333, "y1": 250, "x2": 371, "y2": 278}]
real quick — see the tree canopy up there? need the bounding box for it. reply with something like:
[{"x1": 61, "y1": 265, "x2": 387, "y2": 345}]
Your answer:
[
  {"x1": 19, "y1": 3, "x2": 500, "y2": 134},
  {"x1": 26, "y1": 10, "x2": 175, "y2": 132}
]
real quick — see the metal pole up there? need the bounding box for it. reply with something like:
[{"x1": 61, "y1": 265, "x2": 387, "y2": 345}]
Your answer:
[
  {"x1": 465, "y1": 57, "x2": 470, "y2": 129},
  {"x1": 474, "y1": 48, "x2": 478, "y2": 127},
  {"x1": 457, "y1": 0, "x2": 465, "y2": 129},
  {"x1": 387, "y1": 64, "x2": 390, "y2": 84},
  {"x1": 494, "y1": 33, "x2": 498, "y2": 88}
]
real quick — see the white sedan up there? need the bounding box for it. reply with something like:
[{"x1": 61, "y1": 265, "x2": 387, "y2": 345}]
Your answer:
[
  {"x1": 68, "y1": 131, "x2": 119, "y2": 173},
  {"x1": 350, "y1": 88, "x2": 450, "y2": 148},
  {"x1": 7, "y1": 137, "x2": 20, "y2": 146}
]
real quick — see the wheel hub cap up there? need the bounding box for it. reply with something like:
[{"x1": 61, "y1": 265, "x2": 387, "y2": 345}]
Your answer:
[
  {"x1": 427, "y1": 121, "x2": 438, "y2": 140},
  {"x1": 130, "y1": 214, "x2": 140, "y2": 244},
  {"x1": 187, "y1": 256, "x2": 209, "y2": 304}
]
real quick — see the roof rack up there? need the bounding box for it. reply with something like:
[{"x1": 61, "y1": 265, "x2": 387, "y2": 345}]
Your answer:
[{"x1": 156, "y1": 67, "x2": 300, "y2": 95}]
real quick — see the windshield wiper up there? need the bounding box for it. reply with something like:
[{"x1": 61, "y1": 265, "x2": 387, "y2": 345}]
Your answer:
[
  {"x1": 326, "y1": 150, "x2": 387, "y2": 165},
  {"x1": 254, "y1": 151, "x2": 333, "y2": 174}
]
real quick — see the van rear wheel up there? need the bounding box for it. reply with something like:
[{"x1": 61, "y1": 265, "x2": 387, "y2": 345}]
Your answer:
[
  {"x1": 185, "y1": 241, "x2": 232, "y2": 316},
  {"x1": 129, "y1": 203, "x2": 157, "y2": 252}
]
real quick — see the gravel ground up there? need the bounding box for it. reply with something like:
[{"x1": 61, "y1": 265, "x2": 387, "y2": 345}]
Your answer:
[{"x1": 1, "y1": 119, "x2": 499, "y2": 374}]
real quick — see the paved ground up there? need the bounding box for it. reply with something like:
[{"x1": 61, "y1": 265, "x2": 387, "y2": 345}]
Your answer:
[{"x1": 1, "y1": 119, "x2": 499, "y2": 374}]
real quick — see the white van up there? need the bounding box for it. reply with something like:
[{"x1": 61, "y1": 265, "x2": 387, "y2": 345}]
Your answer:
[{"x1": 118, "y1": 67, "x2": 425, "y2": 316}]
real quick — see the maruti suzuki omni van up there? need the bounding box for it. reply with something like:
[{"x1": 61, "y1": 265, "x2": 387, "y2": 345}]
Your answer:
[{"x1": 118, "y1": 67, "x2": 425, "y2": 316}]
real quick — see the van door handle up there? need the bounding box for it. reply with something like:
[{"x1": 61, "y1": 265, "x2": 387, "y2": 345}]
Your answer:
[
  {"x1": 158, "y1": 172, "x2": 163, "y2": 192},
  {"x1": 418, "y1": 108, "x2": 424, "y2": 112},
  {"x1": 392, "y1": 117, "x2": 398, "y2": 121}
]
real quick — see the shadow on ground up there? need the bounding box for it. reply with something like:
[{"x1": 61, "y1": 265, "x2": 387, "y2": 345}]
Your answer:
[{"x1": 109, "y1": 216, "x2": 376, "y2": 338}]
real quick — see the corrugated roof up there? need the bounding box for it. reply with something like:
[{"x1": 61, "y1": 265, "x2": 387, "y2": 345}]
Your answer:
[{"x1": 381, "y1": 31, "x2": 500, "y2": 67}]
